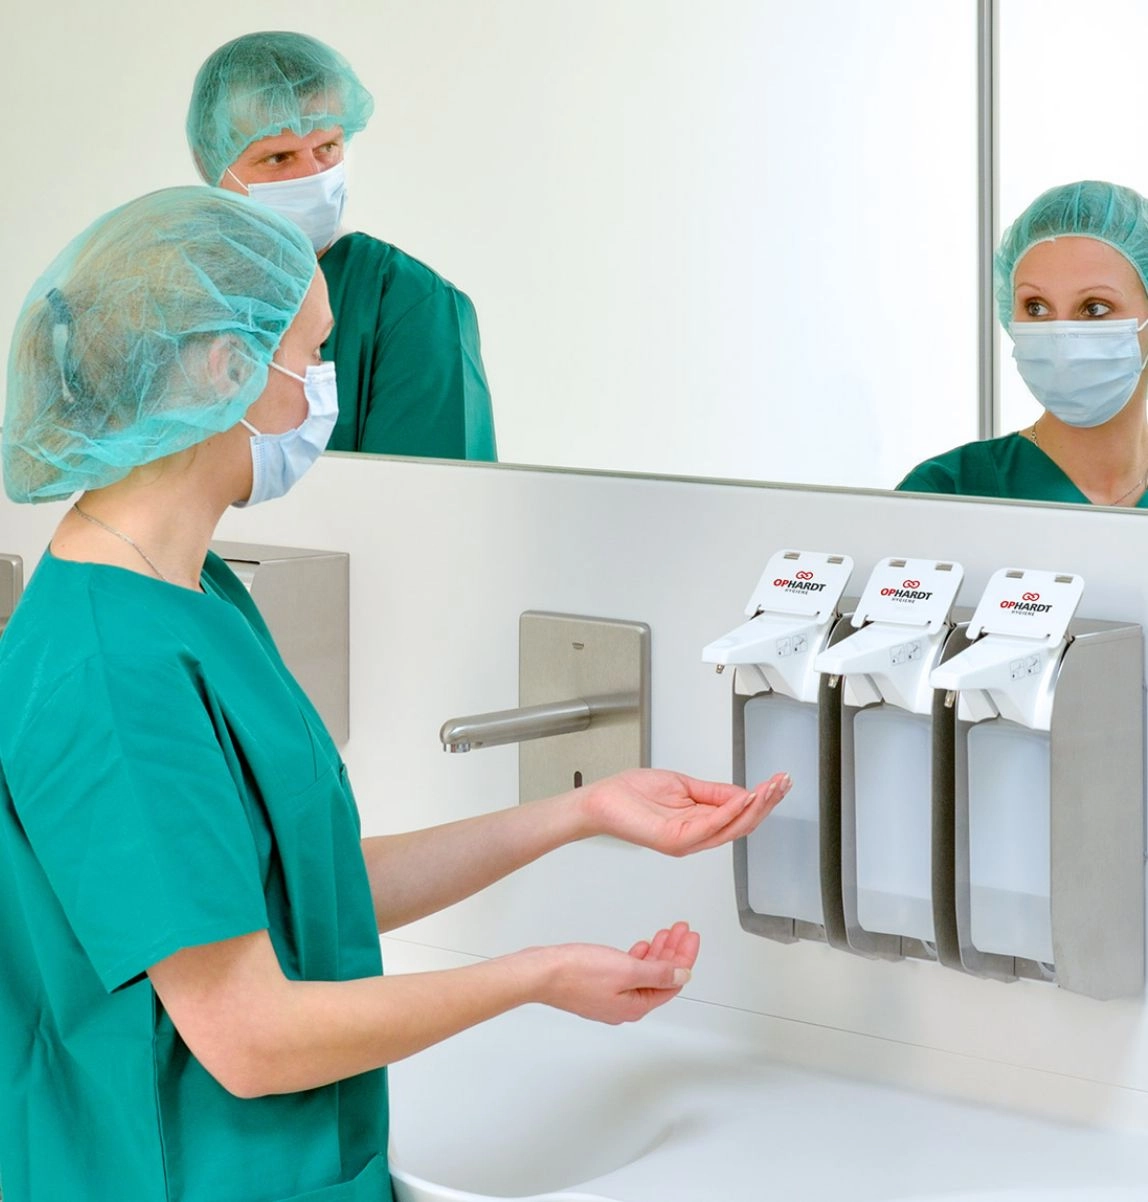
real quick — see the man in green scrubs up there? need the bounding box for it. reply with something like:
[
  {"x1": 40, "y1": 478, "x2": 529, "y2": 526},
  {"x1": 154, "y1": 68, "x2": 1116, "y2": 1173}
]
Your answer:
[{"x1": 188, "y1": 31, "x2": 498, "y2": 462}]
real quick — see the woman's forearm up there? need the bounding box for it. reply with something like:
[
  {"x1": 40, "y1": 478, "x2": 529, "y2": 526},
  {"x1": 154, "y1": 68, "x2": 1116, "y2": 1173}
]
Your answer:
[
  {"x1": 150, "y1": 929, "x2": 537, "y2": 1097},
  {"x1": 149, "y1": 924, "x2": 695, "y2": 1098},
  {"x1": 361, "y1": 790, "x2": 592, "y2": 932}
]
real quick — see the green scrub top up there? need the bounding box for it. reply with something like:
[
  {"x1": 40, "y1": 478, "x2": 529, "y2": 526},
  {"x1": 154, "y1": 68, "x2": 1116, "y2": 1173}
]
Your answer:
[
  {"x1": 0, "y1": 552, "x2": 392, "y2": 1202},
  {"x1": 898, "y1": 432, "x2": 1148, "y2": 507},
  {"x1": 320, "y1": 232, "x2": 497, "y2": 461}
]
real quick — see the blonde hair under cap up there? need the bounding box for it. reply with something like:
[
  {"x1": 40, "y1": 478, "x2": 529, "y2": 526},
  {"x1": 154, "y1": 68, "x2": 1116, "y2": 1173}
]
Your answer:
[{"x1": 3, "y1": 186, "x2": 316, "y2": 504}]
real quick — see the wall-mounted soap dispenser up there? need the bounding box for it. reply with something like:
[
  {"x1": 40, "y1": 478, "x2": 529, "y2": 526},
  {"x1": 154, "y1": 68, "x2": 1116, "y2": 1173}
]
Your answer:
[
  {"x1": 703, "y1": 549, "x2": 853, "y2": 944},
  {"x1": 930, "y1": 568, "x2": 1144, "y2": 1000},
  {"x1": 813, "y1": 558, "x2": 964, "y2": 961}
]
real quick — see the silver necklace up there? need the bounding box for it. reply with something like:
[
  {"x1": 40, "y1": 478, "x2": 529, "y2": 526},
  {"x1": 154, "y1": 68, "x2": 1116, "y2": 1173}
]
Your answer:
[
  {"x1": 73, "y1": 505, "x2": 170, "y2": 583},
  {"x1": 1024, "y1": 420, "x2": 1148, "y2": 506}
]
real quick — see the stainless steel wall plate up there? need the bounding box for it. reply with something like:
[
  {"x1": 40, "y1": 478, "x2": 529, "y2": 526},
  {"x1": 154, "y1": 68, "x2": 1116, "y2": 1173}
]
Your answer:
[{"x1": 518, "y1": 611, "x2": 650, "y2": 804}]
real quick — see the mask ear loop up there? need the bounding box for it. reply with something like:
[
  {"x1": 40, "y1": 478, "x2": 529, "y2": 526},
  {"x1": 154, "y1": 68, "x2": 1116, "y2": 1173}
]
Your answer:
[
  {"x1": 225, "y1": 167, "x2": 250, "y2": 193},
  {"x1": 241, "y1": 360, "x2": 306, "y2": 436}
]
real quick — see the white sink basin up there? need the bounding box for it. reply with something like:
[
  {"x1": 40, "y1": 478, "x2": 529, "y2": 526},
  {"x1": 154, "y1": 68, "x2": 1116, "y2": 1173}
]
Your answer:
[{"x1": 383, "y1": 941, "x2": 1148, "y2": 1202}]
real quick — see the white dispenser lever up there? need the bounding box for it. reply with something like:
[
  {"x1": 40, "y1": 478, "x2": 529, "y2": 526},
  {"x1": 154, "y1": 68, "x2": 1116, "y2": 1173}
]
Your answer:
[
  {"x1": 815, "y1": 558, "x2": 964, "y2": 710},
  {"x1": 928, "y1": 569, "x2": 1083, "y2": 730},
  {"x1": 702, "y1": 550, "x2": 853, "y2": 702}
]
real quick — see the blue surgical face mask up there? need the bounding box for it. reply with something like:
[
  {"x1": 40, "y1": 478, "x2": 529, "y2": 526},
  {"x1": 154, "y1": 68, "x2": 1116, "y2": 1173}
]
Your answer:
[
  {"x1": 234, "y1": 360, "x2": 338, "y2": 507},
  {"x1": 1010, "y1": 318, "x2": 1148, "y2": 428},
  {"x1": 227, "y1": 161, "x2": 347, "y2": 253}
]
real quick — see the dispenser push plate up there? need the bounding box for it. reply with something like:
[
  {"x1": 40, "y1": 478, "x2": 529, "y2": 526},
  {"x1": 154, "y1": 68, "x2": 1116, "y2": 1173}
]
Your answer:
[
  {"x1": 851, "y1": 557, "x2": 964, "y2": 632},
  {"x1": 518, "y1": 612, "x2": 650, "y2": 805},
  {"x1": 967, "y1": 568, "x2": 1084, "y2": 644},
  {"x1": 743, "y1": 550, "x2": 854, "y2": 621}
]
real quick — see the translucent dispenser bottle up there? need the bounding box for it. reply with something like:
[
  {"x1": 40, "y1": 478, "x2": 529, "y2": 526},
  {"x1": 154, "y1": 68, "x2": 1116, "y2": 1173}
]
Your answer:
[
  {"x1": 929, "y1": 568, "x2": 1144, "y2": 1000},
  {"x1": 703, "y1": 549, "x2": 854, "y2": 945},
  {"x1": 813, "y1": 558, "x2": 964, "y2": 960}
]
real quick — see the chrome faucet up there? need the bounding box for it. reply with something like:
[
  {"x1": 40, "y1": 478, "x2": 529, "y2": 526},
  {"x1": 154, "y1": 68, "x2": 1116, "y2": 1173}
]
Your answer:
[{"x1": 440, "y1": 692, "x2": 639, "y2": 753}]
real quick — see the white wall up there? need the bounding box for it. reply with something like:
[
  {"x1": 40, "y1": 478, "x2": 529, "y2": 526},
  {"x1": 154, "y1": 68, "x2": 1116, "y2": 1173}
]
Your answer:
[
  {"x1": 1, "y1": 0, "x2": 977, "y2": 488},
  {"x1": 6, "y1": 460, "x2": 1148, "y2": 1129}
]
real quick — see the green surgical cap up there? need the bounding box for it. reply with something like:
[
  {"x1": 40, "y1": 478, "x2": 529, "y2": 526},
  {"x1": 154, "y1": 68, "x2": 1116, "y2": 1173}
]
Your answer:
[
  {"x1": 3, "y1": 186, "x2": 316, "y2": 504},
  {"x1": 188, "y1": 31, "x2": 374, "y2": 185},
  {"x1": 994, "y1": 180, "x2": 1148, "y2": 326}
]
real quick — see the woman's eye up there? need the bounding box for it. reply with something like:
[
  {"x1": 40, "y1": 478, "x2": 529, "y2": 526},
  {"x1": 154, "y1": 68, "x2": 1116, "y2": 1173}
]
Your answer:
[
  {"x1": 1083, "y1": 301, "x2": 1112, "y2": 318},
  {"x1": 1023, "y1": 299, "x2": 1049, "y2": 318}
]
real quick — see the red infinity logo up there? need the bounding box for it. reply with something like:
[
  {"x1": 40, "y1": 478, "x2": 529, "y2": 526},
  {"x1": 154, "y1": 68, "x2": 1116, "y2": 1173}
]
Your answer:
[
  {"x1": 1022, "y1": 591, "x2": 1040, "y2": 601},
  {"x1": 796, "y1": 570, "x2": 814, "y2": 580},
  {"x1": 903, "y1": 579, "x2": 921, "y2": 589}
]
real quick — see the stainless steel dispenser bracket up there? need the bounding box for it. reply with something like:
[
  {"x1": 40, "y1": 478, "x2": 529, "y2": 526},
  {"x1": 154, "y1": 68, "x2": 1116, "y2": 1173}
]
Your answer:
[
  {"x1": 439, "y1": 611, "x2": 650, "y2": 805},
  {"x1": 714, "y1": 549, "x2": 856, "y2": 948},
  {"x1": 212, "y1": 541, "x2": 350, "y2": 746},
  {"x1": 931, "y1": 569, "x2": 1144, "y2": 1000}
]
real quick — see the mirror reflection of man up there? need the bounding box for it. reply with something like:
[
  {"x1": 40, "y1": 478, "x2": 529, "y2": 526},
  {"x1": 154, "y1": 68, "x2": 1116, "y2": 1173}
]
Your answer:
[{"x1": 188, "y1": 30, "x2": 497, "y2": 462}]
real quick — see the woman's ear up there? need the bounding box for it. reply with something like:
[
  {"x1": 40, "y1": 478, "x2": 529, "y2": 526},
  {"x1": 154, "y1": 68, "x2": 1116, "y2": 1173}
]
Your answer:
[{"x1": 205, "y1": 334, "x2": 252, "y2": 398}]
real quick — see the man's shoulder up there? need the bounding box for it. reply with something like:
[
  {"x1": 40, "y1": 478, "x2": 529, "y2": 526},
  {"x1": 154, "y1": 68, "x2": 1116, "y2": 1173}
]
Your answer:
[{"x1": 326, "y1": 231, "x2": 460, "y2": 294}]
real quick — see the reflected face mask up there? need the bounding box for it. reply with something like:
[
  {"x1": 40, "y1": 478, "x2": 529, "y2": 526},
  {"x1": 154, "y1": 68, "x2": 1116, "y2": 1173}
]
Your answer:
[
  {"x1": 1009, "y1": 318, "x2": 1148, "y2": 428},
  {"x1": 228, "y1": 161, "x2": 347, "y2": 253},
  {"x1": 235, "y1": 360, "x2": 338, "y2": 507}
]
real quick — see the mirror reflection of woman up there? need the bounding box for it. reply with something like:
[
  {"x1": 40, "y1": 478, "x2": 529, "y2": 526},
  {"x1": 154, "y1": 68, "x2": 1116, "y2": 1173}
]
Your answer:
[{"x1": 900, "y1": 180, "x2": 1148, "y2": 507}]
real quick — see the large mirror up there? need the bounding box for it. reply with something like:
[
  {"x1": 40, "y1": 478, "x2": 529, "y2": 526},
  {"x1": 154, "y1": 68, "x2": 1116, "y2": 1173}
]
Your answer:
[
  {"x1": 2, "y1": 0, "x2": 981, "y2": 493},
  {"x1": 10, "y1": 2, "x2": 1138, "y2": 494}
]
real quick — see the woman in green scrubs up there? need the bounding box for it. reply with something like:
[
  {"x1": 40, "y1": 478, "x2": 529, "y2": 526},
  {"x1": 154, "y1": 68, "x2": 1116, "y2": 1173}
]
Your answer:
[
  {"x1": 0, "y1": 188, "x2": 789, "y2": 1202},
  {"x1": 188, "y1": 31, "x2": 497, "y2": 462},
  {"x1": 899, "y1": 180, "x2": 1148, "y2": 508}
]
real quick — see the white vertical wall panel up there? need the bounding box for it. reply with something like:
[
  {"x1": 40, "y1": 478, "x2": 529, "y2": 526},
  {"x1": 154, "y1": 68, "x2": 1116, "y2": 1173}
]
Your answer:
[{"x1": 997, "y1": 1, "x2": 1148, "y2": 436}]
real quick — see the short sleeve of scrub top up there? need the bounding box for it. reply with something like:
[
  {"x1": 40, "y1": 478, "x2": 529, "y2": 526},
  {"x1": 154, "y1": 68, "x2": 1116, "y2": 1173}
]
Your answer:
[{"x1": 5, "y1": 650, "x2": 268, "y2": 993}]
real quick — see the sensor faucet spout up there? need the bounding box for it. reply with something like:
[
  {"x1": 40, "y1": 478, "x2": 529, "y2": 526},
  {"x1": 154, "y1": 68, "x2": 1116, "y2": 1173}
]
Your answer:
[{"x1": 439, "y1": 693, "x2": 636, "y2": 753}]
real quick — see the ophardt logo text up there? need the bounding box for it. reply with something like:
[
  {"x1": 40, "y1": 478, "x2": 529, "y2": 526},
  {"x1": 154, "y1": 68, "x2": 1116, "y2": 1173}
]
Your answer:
[
  {"x1": 880, "y1": 578, "x2": 932, "y2": 601},
  {"x1": 1000, "y1": 591, "x2": 1051, "y2": 614},
  {"x1": 773, "y1": 575, "x2": 826, "y2": 593}
]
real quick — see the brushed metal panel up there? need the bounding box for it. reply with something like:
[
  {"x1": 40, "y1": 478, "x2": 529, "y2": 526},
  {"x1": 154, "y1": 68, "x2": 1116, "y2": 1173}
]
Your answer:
[
  {"x1": 518, "y1": 611, "x2": 649, "y2": 805},
  {"x1": 212, "y1": 541, "x2": 350, "y2": 746},
  {"x1": 0, "y1": 554, "x2": 23, "y2": 639}
]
